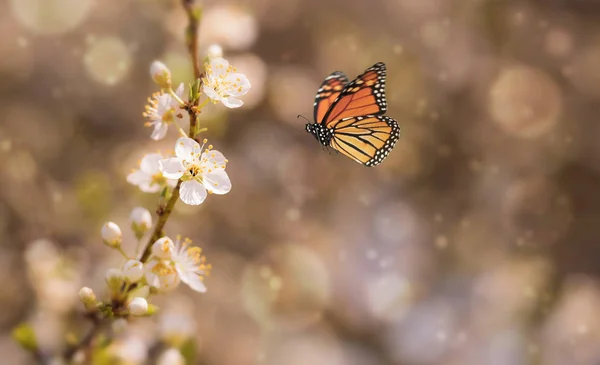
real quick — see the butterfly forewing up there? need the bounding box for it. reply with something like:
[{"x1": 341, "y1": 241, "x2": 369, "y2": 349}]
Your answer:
[
  {"x1": 322, "y1": 62, "x2": 388, "y2": 127},
  {"x1": 313, "y1": 71, "x2": 349, "y2": 123},
  {"x1": 329, "y1": 115, "x2": 400, "y2": 167}
]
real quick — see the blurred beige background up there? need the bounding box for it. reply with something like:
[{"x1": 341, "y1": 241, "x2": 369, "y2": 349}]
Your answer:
[{"x1": 3, "y1": 0, "x2": 600, "y2": 364}]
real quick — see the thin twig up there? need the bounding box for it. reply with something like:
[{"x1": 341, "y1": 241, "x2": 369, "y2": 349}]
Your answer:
[
  {"x1": 62, "y1": 313, "x2": 102, "y2": 362},
  {"x1": 138, "y1": 0, "x2": 204, "y2": 263}
]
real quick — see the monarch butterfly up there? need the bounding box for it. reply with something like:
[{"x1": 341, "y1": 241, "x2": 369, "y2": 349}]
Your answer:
[{"x1": 304, "y1": 62, "x2": 400, "y2": 167}]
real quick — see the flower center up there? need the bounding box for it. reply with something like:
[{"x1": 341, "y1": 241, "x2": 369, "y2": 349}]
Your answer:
[
  {"x1": 151, "y1": 172, "x2": 167, "y2": 186},
  {"x1": 186, "y1": 163, "x2": 204, "y2": 178},
  {"x1": 152, "y1": 261, "x2": 176, "y2": 277}
]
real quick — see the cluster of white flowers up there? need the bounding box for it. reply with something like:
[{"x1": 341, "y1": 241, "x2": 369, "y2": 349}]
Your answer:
[{"x1": 78, "y1": 47, "x2": 247, "y2": 319}]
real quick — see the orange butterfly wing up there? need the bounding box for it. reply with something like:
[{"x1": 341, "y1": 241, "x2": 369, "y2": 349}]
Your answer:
[
  {"x1": 313, "y1": 71, "x2": 349, "y2": 123},
  {"x1": 329, "y1": 115, "x2": 400, "y2": 167},
  {"x1": 322, "y1": 62, "x2": 387, "y2": 127}
]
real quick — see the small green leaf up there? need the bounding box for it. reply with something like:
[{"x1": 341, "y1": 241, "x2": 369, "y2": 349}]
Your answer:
[
  {"x1": 179, "y1": 338, "x2": 198, "y2": 364},
  {"x1": 146, "y1": 303, "x2": 160, "y2": 316},
  {"x1": 11, "y1": 323, "x2": 38, "y2": 352}
]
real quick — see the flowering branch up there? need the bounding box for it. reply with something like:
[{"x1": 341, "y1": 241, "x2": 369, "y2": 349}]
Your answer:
[
  {"x1": 138, "y1": 0, "x2": 203, "y2": 263},
  {"x1": 13, "y1": 0, "x2": 251, "y2": 362},
  {"x1": 182, "y1": 0, "x2": 203, "y2": 80}
]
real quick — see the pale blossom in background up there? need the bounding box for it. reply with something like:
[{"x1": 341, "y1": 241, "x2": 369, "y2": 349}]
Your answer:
[
  {"x1": 157, "y1": 348, "x2": 185, "y2": 365},
  {"x1": 127, "y1": 153, "x2": 178, "y2": 193},
  {"x1": 143, "y1": 83, "x2": 185, "y2": 140},
  {"x1": 145, "y1": 260, "x2": 181, "y2": 292},
  {"x1": 150, "y1": 60, "x2": 172, "y2": 88},
  {"x1": 171, "y1": 237, "x2": 211, "y2": 293},
  {"x1": 159, "y1": 137, "x2": 231, "y2": 205},
  {"x1": 203, "y1": 57, "x2": 251, "y2": 108},
  {"x1": 128, "y1": 297, "x2": 149, "y2": 316}
]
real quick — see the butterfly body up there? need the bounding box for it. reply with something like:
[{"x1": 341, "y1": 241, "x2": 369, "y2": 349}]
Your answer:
[{"x1": 306, "y1": 62, "x2": 400, "y2": 167}]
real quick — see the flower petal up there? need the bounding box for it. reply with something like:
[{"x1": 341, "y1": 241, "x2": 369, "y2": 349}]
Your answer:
[
  {"x1": 159, "y1": 158, "x2": 184, "y2": 179},
  {"x1": 203, "y1": 169, "x2": 231, "y2": 195},
  {"x1": 138, "y1": 180, "x2": 161, "y2": 193},
  {"x1": 151, "y1": 122, "x2": 168, "y2": 141},
  {"x1": 201, "y1": 149, "x2": 227, "y2": 170},
  {"x1": 202, "y1": 85, "x2": 221, "y2": 101},
  {"x1": 224, "y1": 73, "x2": 251, "y2": 96},
  {"x1": 140, "y1": 153, "x2": 163, "y2": 174},
  {"x1": 180, "y1": 180, "x2": 207, "y2": 205},
  {"x1": 127, "y1": 170, "x2": 150, "y2": 186},
  {"x1": 174, "y1": 83, "x2": 185, "y2": 100},
  {"x1": 221, "y1": 96, "x2": 243, "y2": 108},
  {"x1": 175, "y1": 137, "x2": 200, "y2": 161},
  {"x1": 156, "y1": 94, "x2": 174, "y2": 116},
  {"x1": 175, "y1": 265, "x2": 207, "y2": 293},
  {"x1": 209, "y1": 57, "x2": 230, "y2": 78}
]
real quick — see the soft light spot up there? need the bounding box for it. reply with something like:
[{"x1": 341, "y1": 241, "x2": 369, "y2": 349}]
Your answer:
[
  {"x1": 10, "y1": 0, "x2": 92, "y2": 35},
  {"x1": 84, "y1": 36, "x2": 131, "y2": 86}
]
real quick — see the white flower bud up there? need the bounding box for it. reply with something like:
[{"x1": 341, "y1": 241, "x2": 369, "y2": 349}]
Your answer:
[
  {"x1": 78, "y1": 287, "x2": 96, "y2": 310},
  {"x1": 151, "y1": 61, "x2": 172, "y2": 89},
  {"x1": 128, "y1": 297, "x2": 148, "y2": 316},
  {"x1": 105, "y1": 268, "x2": 124, "y2": 291},
  {"x1": 122, "y1": 260, "x2": 144, "y2": 282},
  {"x1": 101, "y1": 222, "x2": 122, "y2": 248},
  {"x1": 206, "y1": 44, "x2": 223, "y2": 60},
  {"x1": 130, "y1": 207, "x2": 152, "y2": 239},
  {"x1": 157, "y1": 348, "x2": 185, "y2": 365},
  {"x1": 151, "y1": 237, "x2": 175, "y2": 260}
]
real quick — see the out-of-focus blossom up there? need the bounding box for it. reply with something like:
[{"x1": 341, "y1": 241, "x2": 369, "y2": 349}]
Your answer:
[
  {"x1": 143, "y1": 83, "x2": 185, "y2": 140},
  {"x1": 151, "y1": 237, "x2": 176, "y2": 260},
  {"x1": 101, "y1": 222, "x2": 122, "y2": 248},
  {"x1": 130, "y1": 207, "x2": 153, "y2": 238},
  {"x1": 207, "y1": 44, "x2": 223, "y2": 60},
  {"x1": 78, "y1": 287, "x2": 96, "y2": 310},
  {"x1": 128, "y1": 297, "x2": 148, "y2": 316},
  {"x1": 150, "y1": 61, "x2": 172, "y2": 89},
  {"x1": 171, "y1": 237, "x2": 211, "y2": 293},
  {"x1": 145, "y1": 260, "x2": 180, "y2": 292},
  {"x1": 202, "y1": 57, "x2": 250, "y2": 108},
  {"x1": 159, "y1": 313, "x2": 196, "y2": 346},
  {"x1": 105, "y1": 268, "x2": 124, "y2": 291},
  {"x1": 157, "y1": 348, "x2": 185, "y2": 365},
  {"x1": 146, "y1": 236, "x2": 210, "y2": 293},
  {"x1": 127, "y1": 153, "x2": 178, "y2": 193},
  {"x1": 199, "y1": 5, "x2": 258, "y2": 51},
  {"x1": 109, "y1": 336, "x2": 148, "y2": 365},
  {"x1": 159, "y1": 137, "x2": 231, "y2": 205},
  {"x1": 122, "y1": 260, "x2": 144, "y2": 283}
]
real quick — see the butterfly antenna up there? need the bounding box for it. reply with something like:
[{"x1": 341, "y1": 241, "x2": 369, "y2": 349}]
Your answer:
[{"x1": 297, "y1": 114, "x2": 311, "y2": 123}]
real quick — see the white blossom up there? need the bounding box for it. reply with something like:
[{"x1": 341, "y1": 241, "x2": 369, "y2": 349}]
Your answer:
[
  {"x1": 144, "y1": 260, "x2": 180, "y2": 292},
  {"x1": 127, "y1": 153, "x2": 178, "y2": 193},
  {"x1": 206, "y1": 44, "x2": 223, "y2": 60},
  {"x1": 130, "y1": 207, "x2": 153, "y2": 238},
  {"x1": 202, "y1": 57, "x2": 250, "y2": 108},
  {"x1": 122, "y1": 260, "x2": 144, "y2": 282},
  {"x1": 101, "y1": 222, "x2": 122, "y2": 248},
  {"x1": 78, "y1": 287, "x2": 96, "y2": 309},
  {"x1": 150, "y1": 61, "x2": 172, "y2": 89},
  {"x1": 128, "y1": 297, "x2": 148, "y2": 316},
  {"x1": 159, "y1": 137, "x2": 231, "y2": 205},
  {"x1": 171, "y1": 237, "x2": 211, "y2": 293},
  {"x1": 157, "y1": 348, "x2": 185, "y2": 365},
  {"x1": 151, "y1": 236, "x2": 176, "y2": 260},
  {"x1": 143, "y1": 83, "x2": 185, "y2": 140},
  {"x1": 105, "y1": 268, "x2": 124, "y2": 290}
]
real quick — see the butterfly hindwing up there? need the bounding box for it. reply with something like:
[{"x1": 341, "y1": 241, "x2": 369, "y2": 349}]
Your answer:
[
  {"x1": 313, "y1": 71, "x2": 349, "y2": 123},
  {"x1": 329, "y1": 115, "x2": 400, "y2": 167},
  {"x1": 322, "y1": 62, "x2": 388, "y2": 127}
]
